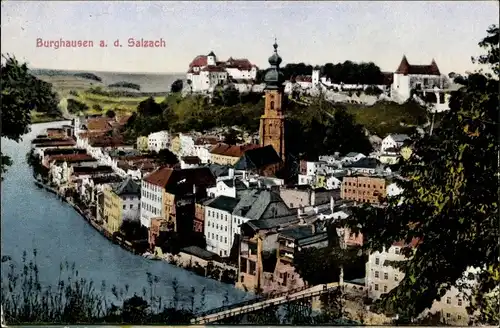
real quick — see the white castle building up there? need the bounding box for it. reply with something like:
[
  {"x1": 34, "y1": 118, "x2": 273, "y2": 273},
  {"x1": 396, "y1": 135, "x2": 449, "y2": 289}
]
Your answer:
[{"x1": 186, "y1": 51, "x2": 259, "y2": 93}]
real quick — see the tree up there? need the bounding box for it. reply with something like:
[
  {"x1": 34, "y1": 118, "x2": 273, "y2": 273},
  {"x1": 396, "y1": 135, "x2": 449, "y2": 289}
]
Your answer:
[
  {"x1": 105, "y1": 109, "x2": 116, "y2": 118},
  {"x1": 1, "y1": 55, "x2": 59, "y2": 177},
  {"x1": 137, "y1": 97, "x2": 162, "y2": 116},
  {"x1": 338, "y1": 25, "x2": 499, "y2": 323},
  {"x1": 121, "y1": 295, "x2": 149, "y2": 324},
  {"x1": 222, "y1": 128, "x2": 242, "y2": 145},
  {"x1": 155, "y1": 149, "x2": 178, "y2": 166},
  {"x1": 170, "y1": 79, "x2": 183, "y2": 93},
  {"x1": 92, "y1": 104, "x2": 103, "y2": 112}
]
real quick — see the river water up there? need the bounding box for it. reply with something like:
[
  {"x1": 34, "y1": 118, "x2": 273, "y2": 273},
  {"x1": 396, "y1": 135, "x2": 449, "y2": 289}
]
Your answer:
[{"x1": 1, "y1": 121, "x2": 249, "y2": 310}]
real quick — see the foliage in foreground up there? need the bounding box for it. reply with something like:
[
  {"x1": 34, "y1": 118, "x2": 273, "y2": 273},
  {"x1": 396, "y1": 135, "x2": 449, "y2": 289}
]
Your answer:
[
  {"x1": 1, "y1": 250, "x2": 354, "y2": 325},
  {"x1": 1, "y1": 54, "x2": 59, "y2": 177},
  {"x1": 338, "y1": 25, "x2": 499, "y2": 324}
]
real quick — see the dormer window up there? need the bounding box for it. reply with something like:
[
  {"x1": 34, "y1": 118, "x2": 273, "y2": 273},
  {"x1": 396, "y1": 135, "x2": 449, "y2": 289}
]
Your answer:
[{"x1": 270, "y1": 101, "x2": 274, "y2": 110}]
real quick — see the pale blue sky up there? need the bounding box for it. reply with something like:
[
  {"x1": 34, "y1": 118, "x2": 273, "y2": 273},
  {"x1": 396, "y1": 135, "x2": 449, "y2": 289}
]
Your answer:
[{"x1": 1, "y1": 1, "x2": 497, "y2": 74}]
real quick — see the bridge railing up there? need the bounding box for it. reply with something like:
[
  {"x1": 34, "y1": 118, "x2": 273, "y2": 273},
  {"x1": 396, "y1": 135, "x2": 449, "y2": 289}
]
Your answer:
[
  {"x1": 194, "y1": 284, "x2": 316, "y2": 318},
  {"x1": 197, "y1": 285, "x2": 338, "y2": 323}
]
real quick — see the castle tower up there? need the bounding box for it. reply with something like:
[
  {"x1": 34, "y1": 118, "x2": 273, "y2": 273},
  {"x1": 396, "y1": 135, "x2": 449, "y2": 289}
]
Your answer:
[{"x1": 259, "y1": 39, "x2": 286, "y2": 162}]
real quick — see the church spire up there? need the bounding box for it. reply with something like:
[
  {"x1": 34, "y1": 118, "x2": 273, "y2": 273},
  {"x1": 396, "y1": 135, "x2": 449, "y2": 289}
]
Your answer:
[{"x1": 264, "y1": 39, "x2": 284, "y2": 89}]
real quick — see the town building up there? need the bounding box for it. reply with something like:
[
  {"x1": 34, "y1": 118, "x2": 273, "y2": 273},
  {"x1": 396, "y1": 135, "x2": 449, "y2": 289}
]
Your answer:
[
  {"x1": 140, "y1": 166, "x2": 216, "y2": 232},
  {"x1": 381, "y1": 134, "x2": 410, "y2": 153},
  {"x1": 148, "y1": 131, "x2": 169, "y2": 152},
  {"x1": 274, "y1": 224, "x2": 328, "y2": 290},
  {"x1": 102, "y1": 176, "x2": 141, "y2": 235},
  {"x1": 391, "y1": 55, "x2": 447, "y2": 103},
  {"x1": 193, "y1": 136, "x2": 221, "y2": 163},
  {"x1": 366, "y1": 238, "x2": 420, "y2": 299},
  {"x1": 204, "y1": 196, "x2": 241, "y2": 257},
  {"x1": 233, "y1": 145, "x2": 282, "y2": 177},
  {"x1": 180, "y1": 156, "x2": 201, "y2": 169},
  {"x1": 259, "y1": 41, "x2": 287, "y2": 162},
  {"x1": 186, "y1": 51, "x2": 258, "y2": 93},
  {"x1": 341, "y1": 175, "x2": 387, "y2": 204},
  {"x1": 279, "y1": 185, "x2": 340, "y2": 209},
  {"x1": 210, "y1": 143, "x2": 260, "y2": 166},
  {"x1": 136, "y1": 136, "x2": 149, "y2": 152},
  {"x1": 206, "y1": 178, "x2": 248, "y2": 199}
]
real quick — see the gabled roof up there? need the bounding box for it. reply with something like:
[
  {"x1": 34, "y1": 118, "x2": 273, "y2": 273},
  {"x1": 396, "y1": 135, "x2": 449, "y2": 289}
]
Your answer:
[
  {"x1": 181, "y1": 156, "x2": 201, "y2": 165},
  {"x1": 206, "y1": 195, "x2": 240, "y2": 213},
  {"x1": 233, "y1": 145, "x2": 282, "y2": 171},
  {"x1": 207, "y1": 51, "x2": 216, "y2": 57},
  {"x1": 395, "y1": 55, "x2": 441, "y2": 76},
  {"x1": 143, "y1": 166, "x2": 216, "y2": 190},
  {"x1": 210, "y1": 143, "x2": 261, "y2": 158},
  {"x1": 222, "y1": 179, "x2": 247, "y2": 190},
  {"x1": 279, "y1": 225, "x2": 315, "y2": 241},
  {"x1": 112, "y1": 176, "x2": 140, "y2": 196},
  {"x1": 206, "y1": 163, "x2": 231, "y2": 177}
]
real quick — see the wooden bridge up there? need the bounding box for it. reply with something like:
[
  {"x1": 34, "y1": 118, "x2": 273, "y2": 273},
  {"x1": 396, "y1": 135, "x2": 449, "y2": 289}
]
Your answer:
[{"x1": 190, "y1": 282, "x2": 340, "y2": 324}]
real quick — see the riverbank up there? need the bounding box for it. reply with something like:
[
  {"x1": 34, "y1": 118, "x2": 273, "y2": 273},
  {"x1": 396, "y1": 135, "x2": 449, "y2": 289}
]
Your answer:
[
  {"x1": 33, "y1": 179, "x2": 238, "y2": 285},
  {"x1": 34, "y1": 180, "x2": 144, "y2": 254}
]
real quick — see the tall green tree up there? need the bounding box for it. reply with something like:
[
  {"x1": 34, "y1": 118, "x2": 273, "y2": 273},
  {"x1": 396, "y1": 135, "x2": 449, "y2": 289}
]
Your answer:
[
  {"x1": 339, "y1": 25, "x2": 499, "y2": 323},
  {"x1": 1, "y1": 55, "x2": 59, "y2": 177}
]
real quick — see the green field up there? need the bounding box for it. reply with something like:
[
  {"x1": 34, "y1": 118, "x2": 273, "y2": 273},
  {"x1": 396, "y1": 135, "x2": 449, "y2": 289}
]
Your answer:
[{"x1": 36, "y1": 74, "x2": 165, "y2": 116}]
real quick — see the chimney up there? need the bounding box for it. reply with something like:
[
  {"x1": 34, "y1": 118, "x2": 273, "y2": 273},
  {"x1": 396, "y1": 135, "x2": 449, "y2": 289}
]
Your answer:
[{"x1": 330, "y1": 196, "x2": 335, "y2": 213}]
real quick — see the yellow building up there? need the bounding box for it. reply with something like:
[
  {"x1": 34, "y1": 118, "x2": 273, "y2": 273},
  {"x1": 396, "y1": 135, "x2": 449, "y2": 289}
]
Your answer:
[
  {"x1": 163, "y1": 190, "x2": 176, "y2": 230},
  {"x1": 210, "y1": 143, "x2": 260, "y2": 165},
  {"x1": 136, "y1": 136, "x2": 149, "y2": 152},
  {"x1": 102, "y1": 176, "x2": 141, "y2": 235},
  {"x1": 315, "y1": 175, "x2": 326, "y2": 188},
  {"x1": 170, "y1": 134, "x2": 181, "y2": 155}
]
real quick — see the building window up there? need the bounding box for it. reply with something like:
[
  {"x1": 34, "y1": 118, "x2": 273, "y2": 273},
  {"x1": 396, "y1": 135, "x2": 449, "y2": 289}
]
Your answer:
[
  {"x1": 224, "y1": 237, "x2": 227, "y2": 243},
  {"x1": 458, "y1": 299, "x2": 462, "y2": 306},
  {"x1": 216, "y1": 235, "x2": 218, "y2": 241},
  {"x1": 130, "y1": 204, "x2": 133, "y2": 209},
  {"x1": 270, "y1": 101, "x2": 274, "y2": 110},
  {"x1": 216, "y1": 224, "x2": 219, "y2": 229},
  {"x1": 384, "y1": 272, "x2": 388, "y2": 280},
  {"x1": 395, "y1": 275, "x2": 399, "y2": 281},
  {"x1": 446, "y1": 313, "x2": 451, "y2": 319},
  {"x1": 225, "y1": 226, "x2": 227, "y2": 231},
  {"x1": 447, "y1": 297, "x2": 451, "y2": 304},
  {"x1": 375, "y1": 257, "x2": 380, "y2": 265},
  {"x1": 458, "y1": 315, "x2": 461, "y2": 320},
  {"x1": 212, "y1": 233, "x2": 214, "y2": 238},
  {"x1": 123, "y1": 205, "x2": 126, "y2": 209},
  {"x1": 374, "y1": 284, "x2": 379, "y2": 291},
  {"x1": 395, "y1": 247, "x2": 400, "y2": 254},
  {"x1": 375, "y1": 271, "x2": 379, "y2": 278}
]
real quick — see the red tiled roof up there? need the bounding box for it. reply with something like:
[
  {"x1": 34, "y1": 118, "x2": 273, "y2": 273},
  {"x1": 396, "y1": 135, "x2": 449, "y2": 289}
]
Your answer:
[
  {"x1": 392, "y1": 237, "x2": 421, "y2": 248},
  {"x1": 72, "y1": 165, "x2": 114, "y2": 175},
  {"x1": 226, "y1": 58, "x2": 253, "y2": 70},
  {"x1": 143, "y1": 166, "x2": 215, "y2": 189},
  {"x1": 395, "y1": 56, "x2": 440, "y2": 76},
  {"x1": 189, "y1": 55, "x2": 208, "y2": 68},
  {"x1": 86, "y1": 117, "x2": 112, "y2": 132},
  {"x1": 88, "y1": 136, "x2": 127, "y2": 148},
  {"x1": 201, "y1": 66, "x2": 226, "y2": 73},
  {"x1": 78, "y1": 131, "x2": 106, "y2": 139},
  {"x1": 34, "y1": 140, "x2": 76, "y2": 147},
  {"x1": 210, "y1": 143, "x2": 260, "y2": 158},
  {"x1": 47, "y1": 154, "x2": 95, "y2": 163}
]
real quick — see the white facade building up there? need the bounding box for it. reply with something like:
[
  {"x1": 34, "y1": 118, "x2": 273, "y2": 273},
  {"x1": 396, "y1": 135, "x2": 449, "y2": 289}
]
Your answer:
[
  {"x1": 391, "y1": 55, "x2": 447, "y2": 103},
  {"x1": 204, "y1": 196, "x2": 240, "y2": 257},
  {"x1": 148, "y1": 131, "x2": 169, "y2": 152},
  {"x1": 186, "y1": 52, "x2": 258, "y2": 93},
  {"x1": 381, "y1": 134, "x2": 410, "y2": 153},
  {"x1": 140, "y1": 179, "x2": 164, "y2": 228}
]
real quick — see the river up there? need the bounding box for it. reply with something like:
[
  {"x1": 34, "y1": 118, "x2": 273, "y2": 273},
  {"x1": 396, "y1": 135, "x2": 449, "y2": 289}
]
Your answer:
[{"x1": 1, "y1": 121, "x2": 249, "y2": 310}]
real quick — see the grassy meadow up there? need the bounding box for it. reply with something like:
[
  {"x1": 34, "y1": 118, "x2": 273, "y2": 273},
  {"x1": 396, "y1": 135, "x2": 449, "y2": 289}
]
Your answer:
[{"x1": 33, "y1": 75, "x2": 167, "y2": 119}]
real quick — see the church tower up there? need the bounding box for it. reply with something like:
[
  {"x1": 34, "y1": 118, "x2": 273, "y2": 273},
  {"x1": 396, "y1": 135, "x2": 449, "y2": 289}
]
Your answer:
[{"x1": 259, "y1": 40, "x2": 286, "y2": 162}]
